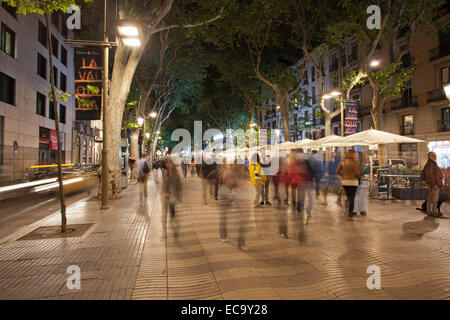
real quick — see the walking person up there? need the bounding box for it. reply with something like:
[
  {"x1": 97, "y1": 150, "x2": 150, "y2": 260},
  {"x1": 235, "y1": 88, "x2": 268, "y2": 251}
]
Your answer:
[
  {"x1": 160, "y1": 159, "x2": 183, "y2": 238},
  {"x1": 309, "y1": 150, "x2": 325, "y2": 201},
  {"x1": 137, "y1": 154, "x2": 151, "y2": 198},
  {"x1": 336, "y1": 150, "x2": 361, "y2": 221},
  {"x1": 181, "y1": 161, "x2": 188, "y2": 179},
  {"x1": 249, "y1": 153, "x2": 267, "y2": 208},
  {"x1": 200, "y1": 154, "x2": 216, "y2": 205},
  {"x1": 422, "y1": 151, "x2": 444, "y2": 217},
  {"x1": 152, "y1": 158, "x2": 161, "y2": 184},
  {"x1": 260, "y1": 149, "x2": 273, "y2": 206}
]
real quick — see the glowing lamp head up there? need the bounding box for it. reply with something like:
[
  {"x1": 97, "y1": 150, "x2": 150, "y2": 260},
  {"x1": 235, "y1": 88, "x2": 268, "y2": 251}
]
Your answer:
[
  {"x1": 150, "y1": 112, "x2": 157, "y2": 118},
  {"x1": 122, "y1": 38, "x2": 141, "y2": 47},
  {"x1": 145, "y1": 132, "x2": 150, "y2": 139},
  {"x1": 137, "y1": 117, "x2": 144, "y2": 126},
  {"x1": 370, "y1": 60, "x2": 380, "y2": 67}
]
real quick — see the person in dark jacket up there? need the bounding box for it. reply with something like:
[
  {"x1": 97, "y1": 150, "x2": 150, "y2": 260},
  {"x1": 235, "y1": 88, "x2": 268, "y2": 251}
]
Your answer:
[
  {"x1": 200, "y1": 154, "x2": 218, "y2": 204},
  {"x1": 161, "y1": 158, "x2": 182, "y2": 238},
  {"x1": 423, "y1": 152, "x2": 444, "y2": 217}
]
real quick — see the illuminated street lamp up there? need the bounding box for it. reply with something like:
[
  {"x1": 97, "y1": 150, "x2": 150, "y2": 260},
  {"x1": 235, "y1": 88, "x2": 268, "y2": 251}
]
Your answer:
[
  {"x1": 250, "y1": 122, "x2": 257, "y2": 127},
  {"x1": 145, "y1": 132, "x2": 150, "y2": 139},
  {"x1": 370, "y1": 59, "x2": 380, "y2": 67},
  {"x1": 137, "y1": 117, "x2": 144, "y2": 126},
  {"x1": 150, "y1": 112, "x2": 157, "y2": 118},
  {"x1": 117, "y1": 20, "x2": 141, "y2": 47}
]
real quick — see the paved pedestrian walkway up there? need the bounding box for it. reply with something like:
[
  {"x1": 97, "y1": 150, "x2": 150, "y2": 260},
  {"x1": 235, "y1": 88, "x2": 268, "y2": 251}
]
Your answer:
[{"x1": 0, "y1": 173, "x2": 449, "y2": 300}]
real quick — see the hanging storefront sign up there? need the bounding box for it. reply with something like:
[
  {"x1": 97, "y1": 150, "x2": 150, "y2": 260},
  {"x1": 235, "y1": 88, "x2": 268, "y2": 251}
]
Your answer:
[
  {"x1": 344, "y1": 101, "x2": 361, "y2": 136},
  {"x1": 50, "y1": 130, "x2": 58, "y2": 151},
  {"x1": 74, "y1": 47, "x2": 102, "y2": 120}
]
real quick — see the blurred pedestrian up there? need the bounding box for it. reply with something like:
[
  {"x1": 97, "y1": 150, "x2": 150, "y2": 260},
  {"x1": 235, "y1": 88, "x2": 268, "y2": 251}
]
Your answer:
[
  {"x1": 249, "y1": 153, "x2": 267, "y2": 208},
  {"x1": 288, "y1": 150, "x2": 313, "y2": 218},
  {"x1": 336, "y1": 150, "x2": 361, "y2": 221},
  {"x1": 137, "y1": 154, "x2": 151, "y2": 198},
  {"x1": 181, "y1": 161, "x2": 188, "y2": 179},
  {"x1": 309, "y1": 150, "x2": 325, "y2": 201},
  {"x1": 200, "y1": 154, "x2": 216, "y2": 205},
  {"x1": 161, "y1": 159, "x2": 183, "y2": 238},
  {"x1": 422, "y1": 151, "x2": 443, "y2": 217},
  {"x1": 260, "y1": 149, "x2": 273, "y2": 206}
]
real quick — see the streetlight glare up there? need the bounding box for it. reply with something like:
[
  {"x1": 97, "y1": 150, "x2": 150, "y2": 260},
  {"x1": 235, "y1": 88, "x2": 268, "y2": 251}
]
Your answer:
[
  {"x1": 150, "y1": 112, "x2": 157, "y2": 118},
  {"x1": 137, "y1": 117, "x2": 144, "y2": 126},
  {"x1": 117, "y1": 26, "x2": 139, "y2": 37},
  {"x1": 330, "y1": 91, "x2": 342, "y2": 97},
  {"x1": 122, "y1": 38, "x2": 141, "y2": 47},
  {"x1": 145, "y1": 132, "x2": 150, "y2": 139},
  {"x1": 322, "y1": 94, "x2": 332, "y2": 100},
  {"x1": 370, "y1": 60, "x2": 380, "y2": 67}
]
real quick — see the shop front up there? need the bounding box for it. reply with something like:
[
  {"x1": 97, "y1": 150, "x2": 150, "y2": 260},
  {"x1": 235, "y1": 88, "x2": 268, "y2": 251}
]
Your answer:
[
  {"x1": 428, "y1": 140, "x2": 450, "y2": 168},
  {"x1": 39, "y1": 127, "x2": 65, "y2": 165}
]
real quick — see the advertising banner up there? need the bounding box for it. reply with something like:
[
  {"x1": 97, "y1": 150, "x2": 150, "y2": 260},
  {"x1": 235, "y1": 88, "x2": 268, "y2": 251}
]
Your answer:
[
  {"x1": 377, "y1": 169, "x2": 390, "y2": 194},
  {"x1": 74, "y1": 47, "x2": 102, "y2": 120},
  {"x1": 344, "y1": 101, "x2": 360, "y2": 136},
  {"x1": 50, "y1": 130, "x2": 58, "y2": 151}
]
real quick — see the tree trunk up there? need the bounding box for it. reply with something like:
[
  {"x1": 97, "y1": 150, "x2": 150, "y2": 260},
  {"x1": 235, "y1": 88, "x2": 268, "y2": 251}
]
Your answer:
[
  {"x1": 275, "y1": 89, "x2": 291, "y2": 142},
  {"x1": 371, "y1": 91, "x2": 387, "y2": 166},
  {"x1": 130, "y1": 128, "x2": 139, "y2": 179},
  {"x1": 46, "y1": 14, "x2": 66, "y2": 233},
  {"x1": 106, "y1": 36, "x2": 149, "y2": 197}
]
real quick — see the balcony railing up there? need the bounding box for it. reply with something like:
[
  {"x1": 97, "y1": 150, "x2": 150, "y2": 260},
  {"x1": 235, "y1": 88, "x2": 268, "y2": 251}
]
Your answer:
[
  {"x1": 426, "y1": 88, "x2": 447, "y2": 103},
  {"x1": 400, "y1": 125, "x2": 414, "y2": 136},
  {"x1": 390, "y1": 95, "x2": 418, "y2": 111},
  {"x1": 429, "y1": 45, "x2": 450, "y2": 62},
  {"x1": 437, "y1": 120, "x2": 450, "y2": 132}
]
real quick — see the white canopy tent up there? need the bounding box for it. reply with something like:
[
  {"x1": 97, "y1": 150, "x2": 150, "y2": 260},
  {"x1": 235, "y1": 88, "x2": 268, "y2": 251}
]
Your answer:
[{"x1": 321, "y1": 129, "x2": 424, "y2": 147}]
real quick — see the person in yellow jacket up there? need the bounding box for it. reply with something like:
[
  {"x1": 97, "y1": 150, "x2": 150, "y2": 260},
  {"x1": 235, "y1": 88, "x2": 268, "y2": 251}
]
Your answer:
[{"x1": 249, "y1": 153, "x2": 267, "y2": 208}]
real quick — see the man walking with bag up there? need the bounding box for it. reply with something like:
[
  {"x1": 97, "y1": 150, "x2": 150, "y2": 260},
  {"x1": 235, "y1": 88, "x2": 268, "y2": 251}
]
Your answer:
[
  {"x1": 423, "y1": 152, "x2": 443, "y2": 217},
  {"x1": 138, "y1": 154, "x2": 151, "y2": 198}
]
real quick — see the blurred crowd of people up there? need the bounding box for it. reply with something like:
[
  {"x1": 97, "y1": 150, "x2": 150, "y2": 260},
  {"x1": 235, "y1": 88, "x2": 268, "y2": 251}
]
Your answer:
[{"x1": 131, "y1": 148, "x2": 372, "y2": 249}]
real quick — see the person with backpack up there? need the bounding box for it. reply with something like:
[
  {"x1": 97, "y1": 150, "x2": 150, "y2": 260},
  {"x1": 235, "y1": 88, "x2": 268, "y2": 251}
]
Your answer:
[
  {"x1": 422, "y1": 151, "x2": 444, "y2": 217},
  {"x1": 137, "y1": 154, "x2": 151, "y2": 198}
]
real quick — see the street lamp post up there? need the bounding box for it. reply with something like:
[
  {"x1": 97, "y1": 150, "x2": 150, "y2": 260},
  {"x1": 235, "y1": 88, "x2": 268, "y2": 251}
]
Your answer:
[{"x1": 65, "y1": 0, "x2": 141, "y2": 209}]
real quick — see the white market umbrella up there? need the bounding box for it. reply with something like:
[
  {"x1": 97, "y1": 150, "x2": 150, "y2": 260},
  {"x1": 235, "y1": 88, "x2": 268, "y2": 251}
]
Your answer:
[
  {"x1": 302, "y1": 135, "x2": 343, "y2": 149},
  {"x1": 292, "y1": 138, "x2": 315, "y2": 149},
  {"x1": 322, "y1": 128, "x2": 424, "y2": 147},
  {"x1": 277, "y1": 141, "x2": 296, "y2": 150}
]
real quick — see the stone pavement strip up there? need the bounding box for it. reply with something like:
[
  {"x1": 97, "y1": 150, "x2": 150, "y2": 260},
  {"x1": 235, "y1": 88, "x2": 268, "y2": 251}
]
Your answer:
[
  {"x1": 1, "y1": 174, "x2": 450, "y2": 300},
  {"x1": 0, "y1": 181, "x2": 158, "y2": 300}
]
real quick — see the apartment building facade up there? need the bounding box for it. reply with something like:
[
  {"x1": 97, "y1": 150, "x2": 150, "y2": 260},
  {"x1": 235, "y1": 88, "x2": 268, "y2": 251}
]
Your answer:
[
  {"x1": 261, "y1": 13, "x2": 450, "y2": 169},
  {"x1": 0, "y1": 4, "x2": 101, "y2": 185}
]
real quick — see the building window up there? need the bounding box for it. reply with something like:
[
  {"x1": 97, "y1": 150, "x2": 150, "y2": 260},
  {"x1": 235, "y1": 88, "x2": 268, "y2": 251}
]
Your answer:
[
  {"x1": 311, "y1": 87, "x2": 316, "y2": 105},
  {"x1": 0, "y1": 72, "x2": 15, "y2": 105},
  {"x1": 61, "y1": 46, "x2": 68, "y2": 66},
  {"x1": 51, "y1": 34, "x2": 59, "y2": 59},
  {"x1": 49, "y1": 101, "x2": 55, "y2": 120},
  {"x1": 303, "y1": 71, "x2": 308, "y2": 85},
  {"x1": 2, "y1": 2, "x2": 17, "y2": 18},
  {"x1": 402, "y1": 114, "x2": 414, "y2": 135},
  {"x1": 399, "y1": 143, "x2": 418, "y2": 167},
  {"x1": 52, "y1": 66, "x2": 59, "y2": 87},
  {"x1": 443, "y1": 108, "x2": 450, "y2": 122},
  {"x1": 441, "y1": 66, "x2": 449, "y2": 85},
  {"x1": 51, "y1": 13, "x2": 60, "y2": 30},
  {"x1": 36, "y1": 92, "x2": 46, "y2": 116},
  {"x1": 311, "y1": 67, "x2": 315, "y2": 82},
  {"x1": 37, "y1": 53, "x2": 47, "y2": 80},
  {"x1": 60, "y1": 105, "x2": 66, "y2": 124},
  {"x1": 38, "y1": 21, "x2": 47, "y2": 48},
  {"x1": 1, "y1": 23, "x2": 16, "y2": 58},
  {"x1": 60, "y1": 73, "x2": 67, "y2": 92}
]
